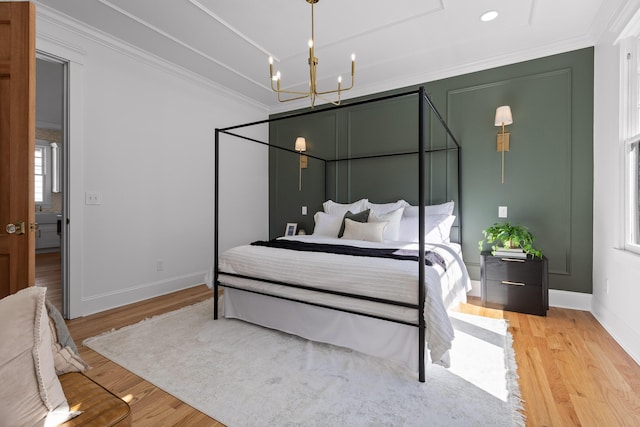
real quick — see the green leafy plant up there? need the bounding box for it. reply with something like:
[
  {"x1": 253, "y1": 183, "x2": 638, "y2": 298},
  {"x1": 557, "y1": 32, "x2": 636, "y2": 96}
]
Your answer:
[{"x1": 478, "y1": 222, "x2": 542, "y2": 258}]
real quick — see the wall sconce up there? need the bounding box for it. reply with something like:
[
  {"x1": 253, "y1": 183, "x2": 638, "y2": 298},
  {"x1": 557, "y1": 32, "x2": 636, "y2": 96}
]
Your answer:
[
  {"x1": 494, "y1": 105, "x2": 513, "y2": 184},
  {"x1": 295, "y1": 137, "x2": 307, "y2": 191}
]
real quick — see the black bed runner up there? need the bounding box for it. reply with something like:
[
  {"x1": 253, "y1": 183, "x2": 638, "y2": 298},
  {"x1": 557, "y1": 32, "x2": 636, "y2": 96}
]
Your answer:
[{"x1": 251, "y1": 239, "x2": 446, "y2": 270}]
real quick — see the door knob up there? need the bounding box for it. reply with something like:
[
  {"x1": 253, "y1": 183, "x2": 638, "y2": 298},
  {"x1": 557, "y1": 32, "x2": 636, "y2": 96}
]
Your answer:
[{"x1": 6, "y1": 221, "x2": 26, "y2": 235}]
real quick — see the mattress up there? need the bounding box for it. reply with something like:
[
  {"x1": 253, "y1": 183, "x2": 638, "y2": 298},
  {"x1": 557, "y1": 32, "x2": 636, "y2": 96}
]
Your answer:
[{"x1": 216, "y1": 235, "x2": 471, "y2": 366}]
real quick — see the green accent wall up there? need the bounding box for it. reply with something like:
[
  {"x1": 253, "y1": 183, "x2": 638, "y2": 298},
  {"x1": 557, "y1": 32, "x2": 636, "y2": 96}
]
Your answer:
[{"x1": 269, "y1": 47, "x2": 594, "y2": 294}]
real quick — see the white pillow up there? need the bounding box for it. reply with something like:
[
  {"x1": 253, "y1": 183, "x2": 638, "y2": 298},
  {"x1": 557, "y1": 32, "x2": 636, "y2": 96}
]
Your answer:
[
  {"x1": 323, "y1": 199, "x2": 368, "y2": 217},
  {"x1": 402, "y1": 200, "x2": 454, "y2": 217},
  {"x1": 368, "y1": 207, "x2": 404, "y2": 241},
  {"x1": 312, "y1": 211, "x2": 344, "y2": 237},
  {"x1": 398, "y1": 214, "x2": 456, "y2": 243},
  {"x1": 366, "y1": 200, "x2": 406, "y2": 216},
  {"x1": 342, "y1": 218, "x2": 389, "y2": 243}
]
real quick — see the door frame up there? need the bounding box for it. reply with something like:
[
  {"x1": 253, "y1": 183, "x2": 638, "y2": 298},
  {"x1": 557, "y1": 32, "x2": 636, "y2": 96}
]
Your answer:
[
  {"x1": 36, "y1": 36, "x2": 85, "y2": 318},
  {"x1": 35, "y1": 51, "x2": 70, "y2": 317}
]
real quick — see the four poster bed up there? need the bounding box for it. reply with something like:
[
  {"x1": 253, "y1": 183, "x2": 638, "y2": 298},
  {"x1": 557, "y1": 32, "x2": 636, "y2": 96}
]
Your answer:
[{"x1": 213, "y1": 87, "x2": 468, "y2": 382}]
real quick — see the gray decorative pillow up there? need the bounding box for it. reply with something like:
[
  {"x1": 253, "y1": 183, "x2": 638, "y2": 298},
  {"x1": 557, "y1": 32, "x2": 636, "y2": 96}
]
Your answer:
[
  {"x1": 338, "y1": 209, "x2": 370, "y2": 238},
  {"x1": 46, "y1": 300, "x2": 78, "y2": 354},
  {"x1": 46, "y1": 301, "x2": 89, "y2": 374}
]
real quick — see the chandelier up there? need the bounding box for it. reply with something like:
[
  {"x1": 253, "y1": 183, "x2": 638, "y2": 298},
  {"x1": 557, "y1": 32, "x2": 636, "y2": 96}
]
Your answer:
[{"x1": 268, "y1": 0, "x2": 355, "y2": 107}]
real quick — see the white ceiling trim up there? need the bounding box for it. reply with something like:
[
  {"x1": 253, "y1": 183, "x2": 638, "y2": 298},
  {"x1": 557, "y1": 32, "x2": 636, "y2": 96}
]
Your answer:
[
  {"x1": 96, "y1": 0, "x2": 271, "y2": 92},
  {"x1": 610, "y1": 0, "x2": 640, "y2": 35},
  {"x1": 613, "y1": 0, "x2": 640, "y2": 42},
  {"x1": 309, "y1": 2, "x2": 446, "y2": 53},
  {"x1": 35, "y1": 2, "x2": 270, "y2": 112},
  {"x1": 268, "y1": 32, "x2": 596, "y2": 115},
  {"x1": 187, "y1": 0, "x2": 278, "y2": 61},
  {"x1": 35, "y1": 18, "x2": 88, "y2": 59}
]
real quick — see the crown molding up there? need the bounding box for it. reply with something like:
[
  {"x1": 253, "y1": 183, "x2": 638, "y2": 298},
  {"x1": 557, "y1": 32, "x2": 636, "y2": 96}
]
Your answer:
[
  {"x1": 609, "y1": 0, "x2": 640, "y2": 37},
  {"x1": 34, "y1": 2, "x2": 269, "y2": 113},
  {"x1": 95, "y1": 0, "x2": 271, "y2": 93},
  {"x1": 268, "y1": 34, "x2": 595, "y2": 115}
]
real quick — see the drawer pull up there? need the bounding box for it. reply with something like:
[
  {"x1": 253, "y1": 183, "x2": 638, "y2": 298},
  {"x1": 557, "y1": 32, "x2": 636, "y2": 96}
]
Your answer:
[
  {"x1": 501, "y1": 280, "x2": 526, "y2": 287},
  {"x1": 501, "y1": 258, "x2": 526, "y2": 263}
]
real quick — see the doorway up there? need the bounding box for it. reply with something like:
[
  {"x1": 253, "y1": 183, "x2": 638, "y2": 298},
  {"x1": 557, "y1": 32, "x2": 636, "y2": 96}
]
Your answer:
[{"x1": 35, "y1": 53, "x2": 69, "y2": 317}]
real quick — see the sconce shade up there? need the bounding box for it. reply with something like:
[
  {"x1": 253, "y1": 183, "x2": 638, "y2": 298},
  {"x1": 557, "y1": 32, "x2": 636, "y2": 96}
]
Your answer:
[
  {"x1": 295, "y1": 137, "x2": 307, "y2": 152},
  {"x1": 494, "y1": 106, "x2": 513, "y2": 126}
]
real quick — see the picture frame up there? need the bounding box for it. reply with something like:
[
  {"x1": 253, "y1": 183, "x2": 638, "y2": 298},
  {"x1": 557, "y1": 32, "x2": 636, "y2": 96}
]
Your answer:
[{"x1": 285, "y1": 223, "x2": 298, "y2": 236}]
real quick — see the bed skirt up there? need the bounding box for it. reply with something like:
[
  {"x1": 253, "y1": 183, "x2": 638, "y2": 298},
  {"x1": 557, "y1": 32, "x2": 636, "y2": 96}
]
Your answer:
[{"x1": 222, "y1": 287, "x2": 440, "y2": 373}]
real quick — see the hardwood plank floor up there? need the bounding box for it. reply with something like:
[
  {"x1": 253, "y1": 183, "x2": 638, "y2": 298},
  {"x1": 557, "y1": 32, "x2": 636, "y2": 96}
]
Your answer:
[
  {"x1": 65, "y1": 287, "x2": 640, "y2": 426},
  {"x1": 66, "y1": 286, "x2": 222, "y2": 427},
  {"x1": 36, "y1": 251, "x2": 62, "y2": 313}
]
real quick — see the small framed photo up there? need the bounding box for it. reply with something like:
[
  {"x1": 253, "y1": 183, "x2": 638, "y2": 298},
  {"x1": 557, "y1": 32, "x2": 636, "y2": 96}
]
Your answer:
[{"x1": 285, "y1": 223, "x2": 298, "y2": 236}]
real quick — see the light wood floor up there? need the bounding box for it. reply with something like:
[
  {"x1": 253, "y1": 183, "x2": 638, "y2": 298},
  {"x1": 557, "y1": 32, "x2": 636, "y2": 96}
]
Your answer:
[
  {"x1": 35, "y1": 251, "x2": 63, "y2": 313},
  {"x1": 66, "y1": 286, "x2": 640, "y2": 427}
]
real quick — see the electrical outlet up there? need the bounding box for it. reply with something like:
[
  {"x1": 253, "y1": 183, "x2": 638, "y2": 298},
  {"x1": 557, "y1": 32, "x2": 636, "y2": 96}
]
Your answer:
[
  {"x1": 85, "y1": 191, "x2": 102, "y2": 205},
  {"x1": 605, "y1": 279, "x2": 610, "y2": 294},
  {"x1": 156, "y1": 260, "x2": 164, "y2": 272},
  {"x1": 302, "y1": 206, "x2": 308, "y2": 215},
  {"x1": 498, "y1": 206, "x2": 508, "y2": 218}
]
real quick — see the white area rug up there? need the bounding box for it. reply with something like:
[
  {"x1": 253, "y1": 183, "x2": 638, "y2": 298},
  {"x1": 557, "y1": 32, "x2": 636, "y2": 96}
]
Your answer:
[{"x1": 84, "y1": 299, "x2": 524, "y2": 426}]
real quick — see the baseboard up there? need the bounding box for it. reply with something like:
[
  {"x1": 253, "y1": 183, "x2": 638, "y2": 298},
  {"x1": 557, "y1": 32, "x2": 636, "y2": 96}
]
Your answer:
[
  {"x1": 591, "y1": 300, "x2": 640, "y2": 366},
  {"x1": 548, "y1": 289, "x2": 592, "y2": 311},
  {"x1": 468, "y1": 280, "x2": 481, "y2": 297},
  {"x1": 79, "y1": 271, "x2": 208, "y2": 317},
  {"x1": 467, "y1": 281, "x2": 592, "y2": 311},
  {"x1": 467, "y1": 284, "x2": 639, "y2": 363}
]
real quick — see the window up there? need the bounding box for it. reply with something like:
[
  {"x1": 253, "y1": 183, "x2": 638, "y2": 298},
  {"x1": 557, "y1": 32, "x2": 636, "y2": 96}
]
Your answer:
[
  {"x1": 626, "y1": 138, "x2": 640, "y2": 249},
  {"x1": 34, "y1": 145, "x2": 46, "y2": 204},
  {"x1": 34, "y1": 142, "x2": 54, "y2": 207},
  {"x1": 624, "y1": 37, "x2": 640, "y2": 253}
]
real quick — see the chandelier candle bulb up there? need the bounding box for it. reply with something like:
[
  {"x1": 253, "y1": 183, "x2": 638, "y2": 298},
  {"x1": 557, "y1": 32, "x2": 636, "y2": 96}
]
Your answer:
[
  {"x1": 268, "y1": 0, "x2": 355, "y2": 107},
  {"x1": 269, "y1": 57, "x2": 273, "y2": 80}
]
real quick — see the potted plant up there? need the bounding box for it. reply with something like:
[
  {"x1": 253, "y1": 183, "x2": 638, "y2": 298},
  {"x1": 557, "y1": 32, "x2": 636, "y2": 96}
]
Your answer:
[{"x1": 478, "y1": 222, "x2": 542, "y2": 258}]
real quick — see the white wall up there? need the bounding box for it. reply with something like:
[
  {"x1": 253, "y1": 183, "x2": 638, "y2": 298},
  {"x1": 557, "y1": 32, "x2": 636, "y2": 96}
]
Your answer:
[
  {"x1": 592, "y1": 1, "x2": 640, "y2": 364},
  {"x1": 36, "y1": 6, "x2": 269, "y2": 317},
  {"x1": 35, "y1": 58, "x2": 63, "y2": 129}
]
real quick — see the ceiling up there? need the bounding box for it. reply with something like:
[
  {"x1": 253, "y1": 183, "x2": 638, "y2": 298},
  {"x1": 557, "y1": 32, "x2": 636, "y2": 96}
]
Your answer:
[{"x1": 35, "y1": 0, "x2": 612, "y2": 113}]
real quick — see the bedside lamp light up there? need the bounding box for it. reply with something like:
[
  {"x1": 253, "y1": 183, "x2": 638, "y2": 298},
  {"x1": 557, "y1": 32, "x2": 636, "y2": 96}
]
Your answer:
[
  {"x1": 295, "y1": 137, "x2": 307, "y2": 191},
  {"x1": 494, "y1": 106, "x2": 513, "y2": 184}
]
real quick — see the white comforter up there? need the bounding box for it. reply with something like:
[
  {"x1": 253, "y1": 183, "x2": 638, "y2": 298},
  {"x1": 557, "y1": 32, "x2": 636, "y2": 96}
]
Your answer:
[{"x1": 216, "y1": 235, "x2": 470, "y2": 366}]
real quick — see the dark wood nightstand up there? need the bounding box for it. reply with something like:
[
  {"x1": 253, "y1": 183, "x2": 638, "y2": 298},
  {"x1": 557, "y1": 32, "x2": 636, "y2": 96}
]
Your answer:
[{"x1": 480, "y1": 251, "x2": 548, "y2": 316}]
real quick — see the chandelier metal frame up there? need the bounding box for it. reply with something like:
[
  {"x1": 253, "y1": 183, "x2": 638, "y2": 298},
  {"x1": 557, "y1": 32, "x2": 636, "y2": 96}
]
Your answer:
[{"x1": 268, "y1": 0, "x2": 355, "y2": 107}]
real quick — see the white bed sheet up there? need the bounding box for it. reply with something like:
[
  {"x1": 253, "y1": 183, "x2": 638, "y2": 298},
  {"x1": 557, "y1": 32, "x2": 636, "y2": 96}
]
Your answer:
[{"x1": 216, "y1": 235, "x2": 471, "y2": 369}]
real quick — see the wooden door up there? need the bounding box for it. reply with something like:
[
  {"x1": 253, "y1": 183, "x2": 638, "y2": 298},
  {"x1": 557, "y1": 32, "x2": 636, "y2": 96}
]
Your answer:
[{"x1": 0, "y1": 2, "x2": 36, "y2": 298}]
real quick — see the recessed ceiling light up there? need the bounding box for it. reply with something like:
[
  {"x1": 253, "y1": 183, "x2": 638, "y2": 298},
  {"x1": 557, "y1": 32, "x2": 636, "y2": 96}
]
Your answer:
[{"x1": 481, "y1": 10, "x2": 499, "y2": 22}]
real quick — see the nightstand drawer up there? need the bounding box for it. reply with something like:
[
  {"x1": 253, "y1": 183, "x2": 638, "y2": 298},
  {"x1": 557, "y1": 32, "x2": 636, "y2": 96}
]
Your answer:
[
  {"x1": 481, "y1": 251, "x2": 548, "y2": 316},
  {"x1": 483, "y1": 256, "x2": 543, "y2": 284},
  {"x1": 483, "y1": 280, "x2": 546, "y2": 316}
]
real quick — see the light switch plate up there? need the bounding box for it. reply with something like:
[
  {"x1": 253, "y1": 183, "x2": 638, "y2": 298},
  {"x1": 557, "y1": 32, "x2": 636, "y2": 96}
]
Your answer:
[
  {"x1": 302, "y1": 206, "x2": 307, "y2": 215},
  {"x1": 498, "y1": 206, "x2": 508, "y2": 218}
]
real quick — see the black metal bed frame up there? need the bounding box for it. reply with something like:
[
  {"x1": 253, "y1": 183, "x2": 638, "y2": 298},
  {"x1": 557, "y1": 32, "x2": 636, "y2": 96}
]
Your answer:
[{"x1": 214, "y1": 87, "x2": 461, "y2": 382}]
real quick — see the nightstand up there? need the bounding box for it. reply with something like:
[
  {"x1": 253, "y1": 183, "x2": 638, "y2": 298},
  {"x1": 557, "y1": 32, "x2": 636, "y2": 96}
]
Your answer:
[{"x1": 480, "y1": 251, "x2": 548, "y2": 316}]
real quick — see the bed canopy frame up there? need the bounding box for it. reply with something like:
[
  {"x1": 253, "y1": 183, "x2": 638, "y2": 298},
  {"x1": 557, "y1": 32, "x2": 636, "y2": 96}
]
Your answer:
[{"x1": 214, "y1": 87, "x2": 461, "y2": 382}]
